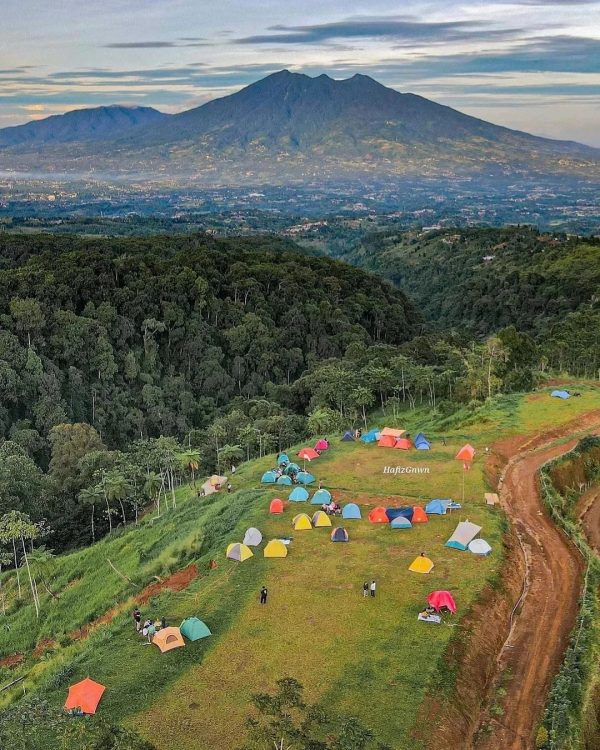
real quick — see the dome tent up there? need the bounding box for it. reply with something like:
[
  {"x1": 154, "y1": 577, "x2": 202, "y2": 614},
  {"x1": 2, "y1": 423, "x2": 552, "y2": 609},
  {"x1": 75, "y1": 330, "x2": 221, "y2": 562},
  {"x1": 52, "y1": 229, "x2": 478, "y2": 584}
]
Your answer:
[
  {"x1": 152, "y1": 627, "x2": 186, "y2": 653},
  {"x1": 368, "y1": 507, "x2": 389, "y2": 524},
  {"x1": 264, "y1": 540, "x2": 288, "y2": 558},
  {"x1": 414, "y1": 433, "x2": 430, "y2": 450},
  {"x1": 312, "y1": 510, "x2": 332, "y2": 527},
  {"x1": 341, "y1": 431, "x2": 355, "y2": 441},
  {"x1": 277, "y1": 454, "x2": 290, "y2": 465},
  {"x1": 180, "y1": 617, "x2": 211, "y2": 641},
  {"x1": 226, "y1": 543, "x2": 253, "y2": 562},
  {"x1": 289, "y1": 487, "x2": 309, "y2": 502},
  {"x1": 283, "y1": 462, "x2": 301, "y2": 476},
  {"x1": 391, "y1": 516, "x2": 412, "y2": 529},
  {"x1": 298, "y1": 447, "x2": 319, "y2": 461},
  {"x1": 293, "y1": 513, "x2": 313, "y2": 530},
  {"x1": 243, "y1": 527, "x2": 263, "y2": 546},
  {"x1": 311, "y1": 489, "x2": 332, "y2": 505},
  {"x1": 261, "y1": 471, "x2": 277, "y2": 484},
  {"x1": 269, "y1": 498, "x2": 284, "y2": 514},
  {"x1": 331, "y1": 527, "x2": 349, "y2": 542},
  {"x1": 277, "y1": 475, "x2": 292, "y2": 486},
  {"x1": 296, "y1": 471, "x2": 315, "y2": 485},
  {"x1": 315, "y1": 439, "x2": 329, "y2": 451},
  {"x1": 409, "y1": 556, "x2": 434, "y2": 574},
  {"x1": 342, "y1": 503, "x2": 361, "y2": 519},
  {"x1": 468, "y1": 539, "x2": 492, "y2": 556},
  {"x1": 427, "y1": 590, "x2": 457, "y2": 614}
]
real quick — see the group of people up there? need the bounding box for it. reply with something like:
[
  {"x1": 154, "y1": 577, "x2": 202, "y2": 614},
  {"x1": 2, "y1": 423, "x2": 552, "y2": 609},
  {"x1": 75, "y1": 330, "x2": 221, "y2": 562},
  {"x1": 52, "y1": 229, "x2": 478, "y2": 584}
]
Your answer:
[
  {"x1": 322, "y1": 501, "x2": 341, "y2": 516},
  {"x1": 133, "y1": 607, "x2": 167, "y2": 643},
  {"x1": 362, "y1": 580, "x2": 377, "y2": 598}
]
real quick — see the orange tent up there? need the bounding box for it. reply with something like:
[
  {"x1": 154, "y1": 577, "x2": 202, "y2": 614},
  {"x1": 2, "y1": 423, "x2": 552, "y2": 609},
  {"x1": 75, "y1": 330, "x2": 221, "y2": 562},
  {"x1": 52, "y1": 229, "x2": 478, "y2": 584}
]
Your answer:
[
  {"x1": 368, "y1": 507, "x2": 389, "y2": 523},
  {"x1": 298, "y1": 447, "x2": 319, "y2": 460},
  {"x1": 394, "y1": 438, "x2": 412, "y2": 450},
  {"x1": 152, "y1": 626, "x2": 186, "y2": 653},
  {"x1": 456, "y1": 444, "x2": 475, "y2": 461},
  {"x1": 269, "y1": 498, "x2": 284, "y2": 514},
  {"x1": 378, "y1": 435, "x2": 396, "y2": 448},
  {"x1": 412, "y1": 507, "x2": 428, "y2": 523},
  {"x1": 380, "y1": 427, "x2": 406, "y2": 438},
  {"x1": 64, "y1": 678, "x2": 106, "y2": 714}
]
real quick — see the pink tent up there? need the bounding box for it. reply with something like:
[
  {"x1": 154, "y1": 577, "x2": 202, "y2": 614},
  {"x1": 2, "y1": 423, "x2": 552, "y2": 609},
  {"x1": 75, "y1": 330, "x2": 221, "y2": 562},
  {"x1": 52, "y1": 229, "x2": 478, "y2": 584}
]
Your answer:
[
  {"x1": 427, "y1": 590, "x2": 457, "y2": 614},
  {"x1": 455, "y1": 444, "x2": 475, "y2": 461},
  {"x1": 314, "y1": 439, "x2": 329, "y2": 451}
]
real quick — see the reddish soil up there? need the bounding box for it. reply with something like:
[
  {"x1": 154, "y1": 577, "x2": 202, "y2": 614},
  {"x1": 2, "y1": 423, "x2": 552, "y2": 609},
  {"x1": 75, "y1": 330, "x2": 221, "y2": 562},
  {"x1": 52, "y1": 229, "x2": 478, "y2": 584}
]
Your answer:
[
  {"x1": 0, "y1": 652, "x2": 24, "y2": 669},
  {"x1": 137, "y1": 563, "x2": 198, "y2": 604},
  {"x1": 577, "y1": 486, "x2": 600, "y2": 554}
]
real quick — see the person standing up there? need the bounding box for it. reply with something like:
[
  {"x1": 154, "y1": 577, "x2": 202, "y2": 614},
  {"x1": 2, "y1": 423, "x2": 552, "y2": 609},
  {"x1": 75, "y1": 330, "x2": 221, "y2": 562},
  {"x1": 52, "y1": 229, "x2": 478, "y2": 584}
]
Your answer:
[
  {"x1": 362, "y1": 581, "x2": 369, "y2": 598},
  {"x1": 260, "y1": 586, "x2": 268, "y2": 604},
  {"x1": 132, "y1": 607, "x2": 141, "y2": 631},
  {"x1": 370, "y1": 580, "x2": 376, "y2": 598},
  {"x1": 227, "y1": 482, "x2": 232, "y2": 493}
]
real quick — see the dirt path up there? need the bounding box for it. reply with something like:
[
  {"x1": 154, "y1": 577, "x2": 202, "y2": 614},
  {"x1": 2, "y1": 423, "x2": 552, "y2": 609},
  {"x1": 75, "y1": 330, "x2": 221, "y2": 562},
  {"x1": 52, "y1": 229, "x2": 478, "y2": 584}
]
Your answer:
[
  {"x1": 577, "y1": 486, "x2": 600, "y2": 554},
  {"x1": 472, "y1": 412, "x2": 600, "y2": 750}
]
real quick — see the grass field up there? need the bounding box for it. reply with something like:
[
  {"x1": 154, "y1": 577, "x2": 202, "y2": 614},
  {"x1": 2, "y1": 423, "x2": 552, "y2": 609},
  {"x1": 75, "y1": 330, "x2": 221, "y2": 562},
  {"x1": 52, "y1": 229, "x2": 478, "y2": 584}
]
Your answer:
[{"x1": 1, "y1": 383, "x2": 599, "y2": 749}]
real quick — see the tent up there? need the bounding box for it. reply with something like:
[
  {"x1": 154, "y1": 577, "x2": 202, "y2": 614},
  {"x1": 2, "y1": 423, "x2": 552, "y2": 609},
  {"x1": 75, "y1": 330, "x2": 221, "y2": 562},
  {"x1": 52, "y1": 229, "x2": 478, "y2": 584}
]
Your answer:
[
  {"x1": 409, "y1": 556, "x2": 434, "y2": 574},
  {"x1": 445, "y1": 520, "x2": 482, "y2": 551},
  {"x1": 180, "y1": 617, "x2": 211, "y2": 641},
  {"x1": 152, "y1": 627, "x2": 186, "y2": 653},
  {"x1": 341, "y1": 431, "x2": 355, "y2": 442},
  {"x1": 312, "y1": 510, "x2": 332, "y2": 527},
  {"x1": 342, "y1": 503, "x2": 362, "y2": 520},
  {"x1": 311, "y1": 489, "x2": 332, "y2": 505},
  {"x1": 226, "y1": 543, "x2": 253, "y2": 562},
  {"x1": 261, "y1": 471, "x2": 277, "y2": 484},
  {"x1": 369, "y1": 507, "x2": 389, "y2": 523},
  {"x1": 64, "y1": 678, "x2": 105, "y2": 715},
  {"x1": 298, "y1": 447, "x2": 319, "y2": 461},
  {"x1": 485, "y1": 493, "x2": 499, "y2": 506},
  {"x1": 243, "y1": 527, "x2": 263, "y2": 546},
  {"x1": 277, "y1": 475, "x2": 292, "y2": 486},
  {"x1": 380, "y1": 427, "x2": 407, "y2": 438},
  {"x1": 468, "y1": 539, "x2": 492, "y2": 556},
  {"x1": 427, "y1": 590, "x2": 457, "y2": 614},
  {"x1": 269, "y1": 498, "x2": 284, "y2": 514},
  {"x1": 412, "y1": 507, "x2": 428, "y2": 523},
  {"x1": 331, "y1": 527, "x2": 349, "y2": 542},
  {"x1": 201, "y1": 474, "x2": 227, "y2": 496},
  {"x1": 394, "y1": 438, "x2": 412, "y2": 450},
  {"x1": 361, "y1": 430, "x2": 380, "y2": 443},
  {"x1": 426, "y1": 499, "x2": 450, "y2": 515},
  {"x1": 551, "y1": 390, "x2": 571, "y2": 399},
  {"x1": 378, "y1": 435, "x2": 397, "y2": 448},
  {"x1": 386, "y1": 507, "x2": 414, "y2": 522},
  {"x1": 455, "y1": 444, "x2": 475, "y2": 461},
  {"x1": 284, "y1": 462, "x2": 301, "y2": 476},
  {"x1": 201, "y1": 479, "x2": 218, "y2": 496},
  {"x1": 391, "y1": 516, "x2": 412, "y2": 529},
  {"x1": 293, "y1": 513, "x2": 313, "y2": 530},
  {"x1": 414, "y1": 433, "x2": 430, "y2": 450},
  {"x1": 296, "y1": 471, "x2": 315, "y2": 485},
  {"x1": 315, "y1": 439, "x2": 329, "y2": 451},
  {"x1": 264, "y1": 539, "x2": 288, "y2": 558},
  {"x1": 277, "y1": 454, "x2": 290, "y2": 465},
  {"x1": 289, "y1": 487, "x2": 309, "y2": 502}
]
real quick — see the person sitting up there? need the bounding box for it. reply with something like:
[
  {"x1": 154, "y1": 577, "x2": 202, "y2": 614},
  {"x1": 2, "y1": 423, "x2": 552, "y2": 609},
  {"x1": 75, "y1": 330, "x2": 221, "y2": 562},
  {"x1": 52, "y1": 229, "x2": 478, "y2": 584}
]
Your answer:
[
  {"x1": 321, "y1": 503, "x2": 329, "y2": 513},
  {"x1": 141, "y1": 619, "x2": 152, "y2": 637}
]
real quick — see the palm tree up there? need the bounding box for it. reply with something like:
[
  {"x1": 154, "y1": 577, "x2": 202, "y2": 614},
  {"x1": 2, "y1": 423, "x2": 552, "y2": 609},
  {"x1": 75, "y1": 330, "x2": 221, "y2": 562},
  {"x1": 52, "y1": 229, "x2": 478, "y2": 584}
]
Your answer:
[
  {"x1": 177, "y1": 448, "x2": 201, "y2": 486},
  {"x1": 0, "y1": 552, "x2": 12, "y2": 615},
  {"x1": 217, "y1": 444, "x2": 243, "y2": 474},
  {"x1": 78, "y1": 484, "x2": 104, "y2": 543},
  {"x1": 144, "y1": 471, "x2": 163, "y2": 518},
  {"x1": 25, "y1": 546, "x2": 57, "y2": 605},
  {"x1": 0, "y1": 511, "x2": 39, "y2": 616},
  {"x1": 105, "y1": 471, "x2": 132, "y2": 527}
]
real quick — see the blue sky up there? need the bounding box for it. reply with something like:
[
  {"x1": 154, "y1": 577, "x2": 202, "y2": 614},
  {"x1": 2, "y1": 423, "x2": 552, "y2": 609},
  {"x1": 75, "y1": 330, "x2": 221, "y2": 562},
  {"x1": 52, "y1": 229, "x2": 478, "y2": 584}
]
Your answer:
[{"x1": 1, "y1": 0, "x2": 599, "y2": 145}]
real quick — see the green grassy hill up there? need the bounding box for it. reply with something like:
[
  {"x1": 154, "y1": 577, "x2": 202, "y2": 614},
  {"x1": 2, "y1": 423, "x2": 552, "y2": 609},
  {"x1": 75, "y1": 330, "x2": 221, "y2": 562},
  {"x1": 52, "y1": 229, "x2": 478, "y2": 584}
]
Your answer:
[{"x1": 1, "y1": 384, "x2": 599, "y2": 749}]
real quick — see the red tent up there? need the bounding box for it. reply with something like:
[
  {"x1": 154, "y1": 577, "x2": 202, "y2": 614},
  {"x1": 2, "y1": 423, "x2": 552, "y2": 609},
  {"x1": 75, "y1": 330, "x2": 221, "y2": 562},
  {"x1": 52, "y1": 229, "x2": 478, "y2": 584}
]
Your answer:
[
  {"x1": 394, "y1": 438, "x2": 412, "y2": 450},
  {"x1": 427, "y1": 590, "x2": 457, "y2": 614},
  {"x1": 368, "y1": 507, "x2": 389, "y2": 523},
  {"x1": 455, "y1": 444, "x2": 475, "y2": 461},
  {"x1": 378, "y1": 435, "x2": 396, "y2": 448},
  {"x1": 64, "y1": 678, "x2": 106, "y2": 714},
  {"x1": 298, "y1": 447, "x2": 319, "y2": 461},
  {"x1": 412, "y1": 507, "x2": 428, "y2": 523},
  {"x1": 269, "y1": 498, "x2": 284, "y2": 514},
  {"x1": 314, "y1": 439, "x2": 329, "y2": 451}
]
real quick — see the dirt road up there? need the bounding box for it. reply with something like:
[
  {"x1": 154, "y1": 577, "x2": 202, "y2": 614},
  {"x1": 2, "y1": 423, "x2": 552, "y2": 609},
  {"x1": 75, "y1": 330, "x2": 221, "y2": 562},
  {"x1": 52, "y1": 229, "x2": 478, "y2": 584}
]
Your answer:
[{"x1": 473, "y1": 413, "x2": 600, "y2": 750}]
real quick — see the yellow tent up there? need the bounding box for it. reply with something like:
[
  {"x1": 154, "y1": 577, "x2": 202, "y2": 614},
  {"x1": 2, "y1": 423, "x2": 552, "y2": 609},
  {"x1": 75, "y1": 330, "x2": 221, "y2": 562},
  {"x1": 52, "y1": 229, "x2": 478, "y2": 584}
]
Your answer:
[
  {"x1": 293, "y1": 513, "x2": 312, "y2": 530},
  {"x1": 226, "y1": 543, "x2": 253, "y2": 562},
  {"x1": 264, "y1": 540, "x2": 288, "y2": 558},
  {"x1": 152, "y1": 627, "x2": 186, "y2": 653},
  {"x1": 408, "y1": 555, "x2": 434, "y2": 574},
  {"x1": 312, "y1": 511, "x2": 332, "y2": 528}
]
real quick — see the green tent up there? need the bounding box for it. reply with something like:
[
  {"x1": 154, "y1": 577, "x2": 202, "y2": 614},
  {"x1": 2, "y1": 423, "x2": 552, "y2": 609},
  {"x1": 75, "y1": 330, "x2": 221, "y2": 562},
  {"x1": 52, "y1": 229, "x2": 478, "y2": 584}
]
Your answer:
[
  {"x1": 180, "y1": 617, "x2": 211, "y2": 641},
  {"x1": 284, "y1": 462, "x2": 301, "y2": 476}
]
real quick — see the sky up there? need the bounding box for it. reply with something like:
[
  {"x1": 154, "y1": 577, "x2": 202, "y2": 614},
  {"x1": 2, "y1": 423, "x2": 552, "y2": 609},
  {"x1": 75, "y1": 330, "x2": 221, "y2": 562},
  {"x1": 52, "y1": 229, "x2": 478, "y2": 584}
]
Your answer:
[{"x1": 0, "y1": 0, "x2": 599, "y2": 145}]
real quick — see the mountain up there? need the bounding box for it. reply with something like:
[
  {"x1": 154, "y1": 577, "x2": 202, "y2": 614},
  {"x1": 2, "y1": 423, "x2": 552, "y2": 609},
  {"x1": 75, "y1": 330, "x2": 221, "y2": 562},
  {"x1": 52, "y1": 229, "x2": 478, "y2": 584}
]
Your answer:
[
  {"x1": 0, "y1": 71, "x2": 597, "y2": 183},
  {"x1": 0, "y1": 104, "x2": 168, "y2": 147}
]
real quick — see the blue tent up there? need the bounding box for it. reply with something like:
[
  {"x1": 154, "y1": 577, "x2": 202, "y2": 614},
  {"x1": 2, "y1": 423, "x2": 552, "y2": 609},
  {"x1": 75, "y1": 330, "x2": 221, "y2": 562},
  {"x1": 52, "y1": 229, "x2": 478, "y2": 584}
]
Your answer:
[
  {"x1": 311, "y1": 489, "x2": 332, "y2": 505},
  {"x1": 261, "y1": 471, "x2": 277, "y2": 484},
  {"x1": 426, "y1": 499, "x2": 449, "y2": 515},
  {"x1": 361, "y1": 429, "x2": 380, "y2": 443},
  {"x1": 277, "y1": 453, "x2": 290, "y2": 465},
  {"x1": 341, "y1": 431, "x2": 355, "y2": 442},
  {"x1": 414, "y1": 432, "x2": 430, "y2": 450},
  {"x1": 289, "y1": 487, "x2": 309, "y2": 502},
  {"x1": 551, "y1": 390, "x2": 571, "y2": 399},
  {"x1": 391, "y1": 516, "x2": 412, "y2": 529},
  {"x1": 342, "y1": 503, "x2": 362, "y2": 519},
  {"x1": 386, "y1": 507, "x2": 414, "y2": 522},
  {"x1": 277, "y1": 475, "x2": 292, "y2": 486},
  {"x1": 296, "y1": 471, "x2": 315, "y2": 485}
]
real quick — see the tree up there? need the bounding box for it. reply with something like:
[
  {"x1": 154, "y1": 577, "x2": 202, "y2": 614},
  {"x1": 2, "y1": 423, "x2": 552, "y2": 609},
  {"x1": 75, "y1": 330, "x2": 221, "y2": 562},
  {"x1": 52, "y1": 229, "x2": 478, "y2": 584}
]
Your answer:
[
  {"x1": 218, "y1": 444, "x2": 243, "y2": 473},
  {"x1": 350, "y1": 387, "x2": 375, "y2": 430},
  {"x1": 104, "y1": 471, "x2": 131, "y2": 527},
  {"x1": 9, "y1": 297, "x2": 45, "y2": 348},
  {"x1": 177, "y1": 448, "x2": 201, "y2": 486},
  {"x1": 0, "y1": 511, "x2": 40, "y2": 616},
  {"x1": 78, "y1": 484, "x2": 104, "y2": 543},
  {"x1": 49, "y1": 423, "x2": 105, "y2": 494},
  {"x1": 0, "y1": 551, "x2": 12, "y2": 615}
]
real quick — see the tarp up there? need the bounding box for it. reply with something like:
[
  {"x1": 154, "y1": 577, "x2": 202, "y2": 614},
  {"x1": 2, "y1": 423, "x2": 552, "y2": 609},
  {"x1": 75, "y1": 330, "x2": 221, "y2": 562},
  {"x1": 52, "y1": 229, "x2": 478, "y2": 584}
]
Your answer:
[
  {"x1": 277, "y1": 475, "x2": 292, "y2": 485},
  {"x1": 264, "y1": 539, "x2": 288, "y2": 558},
  {"x1": 277, "y1": 454, "x2": 290, "y2": 465},
  {"x1": 315, "y1": 439, "x2": 329, "y2": 451},
  {"x1": 391, "y1": 516, "x2": 412, "y2": 529},
  {"x1": 426, "y1": 499, "x2": 450, "y2": 515},
  {"x1": 293, "y1": 513, "x2": 312, "y2": 530},
  {"x1": 296, "y1": 471, "x2": 315, "y2": 485},
  {"x1": 445, "y1": 521, "x2": 482, "y2": 551},
  {"x1": 152, "y1": 627, "x2": 186, "y2": 653},
  {"x1": 243, "y1": 527, "x2": 262, "y2": 546},
  {"x1": 331, "y1": 527, "x2": 349, "y2": 542},
  {"x1": 394, "y1": 438, "x2": 412, "y2": 450},
  {"x1": 455, "y1": 444, "x2": 475, "y2": 461},
  {"x1": 226, "y1": 543, "x2": 253, "y2": 562},
  {"x1": 261, "y1": 471, "x2": 277, "y2": 484},
  {"x1": 427, "y1": 590, "x2": 457, "y2": 614},
  {"x1": 289, "y1": 487, "x2": 309, "y2": 502},
  {"x1": 412, "y1": 507, "x2": 428, "y2": 523},
  {"x1": 311, "y1": 489, "x2": 332, "y2": 505},
  {"x1": 380, "y1": 427, "x2": 407, "y2": 438},
  {"x1": 201, "y1": 480, "x2": 218, "y2": 496},
  {"x1": 312, "y1": 510, "x2": 332, "y2": 527},
  {"x1": 269, "y1": 498, "x2": 284, "y2": 514},
  {"x1": 209, "y1": 474, "x2": 227, "y2": 487},
  {"x1": 64, "y1": 678, "x2": 105, "y2": 714},
  {"x1": 386, "y1": 507, "x2": 414, "y2": 522},
  {"x1": 283, "y1": 462, "x2": 301, "y2": 476},
  {"x1": 468, "y1": 539, "x2": 492, "y2": 556},
  {"x1": 378, "y1": 435, "x2": 397, "y2": 448},
  {"x1": 180, "y1": 617, "x2": 211, "y2": 641},
  {"x1": 409, "y1": 556, "x2": 434, "y2": 574},
  {"x1": 551, "y1": 390, "x2": 571, "y2": 399},
  {"x1": 298, "y1": 447, "x2": 319, "y2": 461},
  {"x1": 342, "y1": 503, "x2": 361, "y2": 519},
  {"x1": 414, "y1": 433, "x2": 430, "y2": 450},
  {"x1": 341, "y1": 431, "x2": 355, "y2": 441},
  {"x1": 369, "y1": 507, "x2": 389, "y2": 523}
]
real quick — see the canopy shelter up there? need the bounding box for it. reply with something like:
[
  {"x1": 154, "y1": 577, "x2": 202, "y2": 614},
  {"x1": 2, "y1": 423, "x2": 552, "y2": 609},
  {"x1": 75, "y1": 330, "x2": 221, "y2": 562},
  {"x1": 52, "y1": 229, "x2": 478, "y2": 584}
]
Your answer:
[
  {"x1": 386, "y1": 507, "x2": 413, "y2": 522},
  {"x1": 427, "y1": 590, "x2": 457, "y2": 614},
  {"x1": 380, "y1": 427, "x2": 407, "y2": 438},
  {"x1": 277, "y1": 454, "x2": 290, "y2": 465},
  {"x1": 283, "y1": 462, "x2": 301, "y2": 476},
  {"x1": 311, "y1": 489, "x2": 332, "y2": 505},
  {"x1": 180, "y1": 617, "x2": 211, "y2": 641},
  {"x1": 342, "y1": 503, "x2": 361, "y2": 519},
  {"x1": 293, "y1": 513, "x2": 312, "y2": 530},
  {"x1": 378, "y1": 435, "x2": 397, "y2": 448},
  {"x1": 446, "y1": 521, "x2": 482, "y2": 551},
  {"x1": 289, "y1": 487, "x2": 309, "y2": 502},
  {"x1": 312, "y1": 510, "x2": 332, "y2": 527},
  {"x1": 269, "y1": 498, "x2": 284, "y2": 514},
  {"x1": 468, "y1": 539, "x2": 492, "y2": 556},
  {"x1": 426, "y1": 499, "x2": 451, "y2": 515},
  {"x1": 64, "y1": 678, "x2": 105, "y2": 715},
  {"x1": 368, "y1": 507, "x2": 389, "y2": 523},
  {"x1": 331, "y1": 527, "x2": 349, "y2": 542},
  {"x1": 414, "y1": 433, "x2": 430, "y2": 450},
  {"x1": 261, "y1": 471, "x2": 277, "y2": 484},
  {"x1": 394, "y1": 438, "x2": 412, "y2": 450},
  {"x1": 296, "y1": 471, "x2": 315, "y2": 485},
  {"x1": 264, "y1": 540, "x2": 288, "y2": 558},
  {"x1": 485, "y1": 493, "x2": 499, "y2": 506},
  {"x1": 409, "y1": 556, "x2": 434, "y2": 574},
  {"x1": 298, "y1": 447, "x2": 319, "y2": 461},
  {"x1": 551, "y1": 390, "x2": 571, "y2": 399},
  {"x1": 455, "y1": 444, "x2": 475, "y2": 461},
  {"x1": 361, "y1": 429, "x2": 380, "y2": 443},
  {"x1": 341, "y1": 431, "x2": 355, "y2": 441},
  {"x1": 411, "y1": 507, "x2": 428, "y2": 523},
  {"x1": 226, "y1": 543, "x2": 253, "y2": 562},
  {"x1": 315, "y1": 439, "x2": 329, "y2": 451},
  {"x1": 243, "y1": 527, "x2": 263, "y2": 546},
  {"x1": 391, "y1": 516, "x2": 412, "y2": 529},
  {"x1": 153, "y1": 627, "x2": 186, "y2": 653},
  {"x1": 277, "y1": 475, "x2": 292, "y2": 486},
  {"x1": 202, "y1": 475, "x2": 227, "y2": 495}
]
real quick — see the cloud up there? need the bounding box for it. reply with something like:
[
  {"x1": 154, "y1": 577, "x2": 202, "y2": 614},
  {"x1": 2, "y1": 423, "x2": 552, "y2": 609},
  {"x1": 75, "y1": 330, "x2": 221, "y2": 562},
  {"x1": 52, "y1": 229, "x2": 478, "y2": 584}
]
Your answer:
[{"x1": 104, "y1": 41, "x2": 177, "y2": 48}]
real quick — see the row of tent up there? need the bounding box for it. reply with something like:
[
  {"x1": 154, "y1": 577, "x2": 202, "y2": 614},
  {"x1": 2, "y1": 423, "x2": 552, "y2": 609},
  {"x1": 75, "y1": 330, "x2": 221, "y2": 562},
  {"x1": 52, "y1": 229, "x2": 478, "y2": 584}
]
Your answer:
[
  {"x1": 356, "y1": 427, "x2": 431, "y2": 450},
  {"x1": 270, "y1": 497, "x2": 460, "y2": 520},
  {"x1": 262, "y1": 470, "x2": 315, "y2": 485},
  {"x1": 269, "y1": 488, "x2": 333, "y2": 510}
]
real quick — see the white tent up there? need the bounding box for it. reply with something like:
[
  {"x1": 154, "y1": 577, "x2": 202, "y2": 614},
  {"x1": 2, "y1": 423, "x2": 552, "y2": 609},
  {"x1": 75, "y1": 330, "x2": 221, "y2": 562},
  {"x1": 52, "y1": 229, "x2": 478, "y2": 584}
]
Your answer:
[
  {"x1": 445, "y1": 520, "x2": 482, "y2": 551},
  {"x1": 468, "y1": 538, "x2": 492, "y2": 556},
  {"x1": 243, "y1": 527, "x2": 263, "y2": 547}
]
